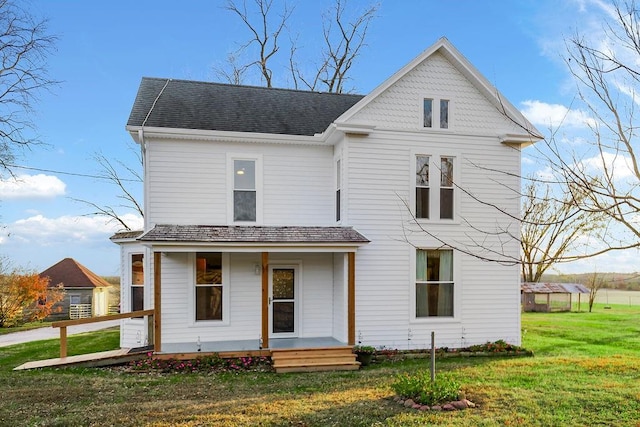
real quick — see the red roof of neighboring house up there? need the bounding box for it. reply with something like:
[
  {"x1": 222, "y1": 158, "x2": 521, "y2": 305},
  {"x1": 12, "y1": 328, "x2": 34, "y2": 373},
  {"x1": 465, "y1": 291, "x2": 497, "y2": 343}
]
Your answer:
[{"x1": 39, "y1": 258, "x2": 111, "y2": 289}]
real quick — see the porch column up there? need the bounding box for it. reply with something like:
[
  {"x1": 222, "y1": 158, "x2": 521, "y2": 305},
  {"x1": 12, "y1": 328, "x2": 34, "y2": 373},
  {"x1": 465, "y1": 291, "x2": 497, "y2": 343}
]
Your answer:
[
  {"x1": 261, "y1": 252, "x2": 269, "y2": 349},
  {"x1": 154, "y1": 251, "x2": 162, "y2": 352},
  {"x1": 348, "y1": 252, "x2": 355, "y2": 346}
]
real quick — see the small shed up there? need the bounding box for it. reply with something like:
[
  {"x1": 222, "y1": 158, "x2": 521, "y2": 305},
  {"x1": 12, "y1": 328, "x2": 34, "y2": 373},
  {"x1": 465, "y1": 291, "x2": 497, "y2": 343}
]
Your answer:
[
  {"x1": 521, "y1": 282, "x2": 590, "y2": 312},
  {"x1": 40, "y1": 258, "x2": 112, "y2": 320}
]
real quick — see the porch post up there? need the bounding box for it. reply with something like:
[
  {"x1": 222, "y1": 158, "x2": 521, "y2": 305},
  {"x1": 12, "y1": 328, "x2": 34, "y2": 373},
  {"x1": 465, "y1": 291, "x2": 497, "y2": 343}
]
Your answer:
[
  {"x1": 348, "y1": 252, "x2": 355, "y2": 346},
  {"x1": 153, "y1": 251, "x2": 162, "y2": 352},
  {"x1": 261, "y1": 252, "x2": 269, "y2": 349}
]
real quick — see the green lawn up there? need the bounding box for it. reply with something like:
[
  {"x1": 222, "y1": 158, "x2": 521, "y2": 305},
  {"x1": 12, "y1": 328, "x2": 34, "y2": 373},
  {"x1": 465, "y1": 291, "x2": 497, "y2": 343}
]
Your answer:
[{"x1": 1, "y1": 304, "x2": 639, "y2": 426}]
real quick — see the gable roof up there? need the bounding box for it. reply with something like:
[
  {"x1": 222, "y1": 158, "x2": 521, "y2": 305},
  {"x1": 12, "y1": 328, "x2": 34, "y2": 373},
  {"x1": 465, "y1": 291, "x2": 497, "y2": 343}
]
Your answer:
[
  {"x1": 39, "y1": 258, "x2": 111, "y2": 289},
  {"x1": 335, "y1": 37, "x2": 543, "y2": 143},
  {"x1": 126, "y1": 78, "x2": 364, "y2": 136}
]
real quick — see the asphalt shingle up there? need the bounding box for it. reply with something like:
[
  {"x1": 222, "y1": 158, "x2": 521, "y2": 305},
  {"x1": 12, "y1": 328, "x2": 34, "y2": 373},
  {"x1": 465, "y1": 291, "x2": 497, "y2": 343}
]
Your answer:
[
  {"x1": 138, "y1": 224, "x2": 369, "y2": 244},
  {"x1": 127, "y1": 78, "x2": 364, "y2": 136}
]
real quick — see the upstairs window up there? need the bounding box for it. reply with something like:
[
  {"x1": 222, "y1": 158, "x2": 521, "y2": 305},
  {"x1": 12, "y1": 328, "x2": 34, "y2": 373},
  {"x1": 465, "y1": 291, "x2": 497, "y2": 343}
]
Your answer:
[
  {"x1": 415, "y1": 155, "x2": 456, "y2": 220},
  {"x1": 234, "y1": 159, "x2": 256, "y2": 222},
  {"x1": 440, "y1": 99, "x2": 449, "y2": 129},
  {"x1": 423, "y1": 97, "x2": 450, "y2": 129},
  {"x1": 423, "y1": 99, "x2": 433, "y2": 128},
  {"x1": 440, "y1": 157, "x2": 454, "y2": 219},
  {"x1": 131, "y1": 253, "x2": 144, "y2": 312},
  {"x1": 416, "y1": 249, "x2": 454, "y2": 317},
  {"x1": 416, "y1": 155, "x2": 430, "y2": 219}
]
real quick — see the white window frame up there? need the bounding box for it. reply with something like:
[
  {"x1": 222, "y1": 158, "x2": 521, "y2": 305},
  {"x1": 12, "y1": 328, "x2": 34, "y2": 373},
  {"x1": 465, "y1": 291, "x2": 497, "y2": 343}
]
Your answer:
[
  {"x1": 123, "y1": 248, "x2": 146, "y2": 324},
  {"x1": 410, "y1": 247, "x2": 460, "y2": 323},
  {"x1": 227, "y1": 154, "x2": 263, "y2": 224},
  {"x1": 419, "y1": 95, "x2": 453, "y2": 130},
  {"x1": 411, "y1": 150, "x2": 460, "y2": 223},
  {"x1": 188, "y1": 252, "x2": 230, "y2": 326}
]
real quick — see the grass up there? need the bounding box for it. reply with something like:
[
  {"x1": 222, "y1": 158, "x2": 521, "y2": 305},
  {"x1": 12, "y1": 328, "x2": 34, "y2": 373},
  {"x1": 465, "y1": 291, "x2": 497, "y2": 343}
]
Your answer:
[{"x1": 0, "y1": 304, "x2": 639, "y2": 426}]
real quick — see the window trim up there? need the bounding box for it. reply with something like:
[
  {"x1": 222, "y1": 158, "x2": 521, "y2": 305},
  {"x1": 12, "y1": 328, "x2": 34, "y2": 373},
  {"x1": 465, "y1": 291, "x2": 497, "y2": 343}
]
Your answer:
[
  {"x1": 188, "y1": 252, "x2": 230, "y2": 326},
  {"x1": 411, "y1": 150, "x2": 460, "y2": 223},
  {"x1": 410, "y1": 248, "x2": 460, "y2": 323},
  {"x1": 227, "y1": 154, "x2": 263, "y2": 225}
]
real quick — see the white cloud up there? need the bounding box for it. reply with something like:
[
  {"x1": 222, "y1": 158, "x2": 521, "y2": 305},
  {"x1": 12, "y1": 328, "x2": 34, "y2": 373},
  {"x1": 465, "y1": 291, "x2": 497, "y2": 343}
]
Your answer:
[
  {"x1": 0, "y1": 174, "x2": 66, "y2": 199},
  {"x1": 520, "y1": 100, "x2": 596, "y2": 129},
  {"x1": 4, "y1": 213, "x2": 144, "y2": 246},
  {"x1": 580, "y1": 151, "x2": 636, "y2": 180}
]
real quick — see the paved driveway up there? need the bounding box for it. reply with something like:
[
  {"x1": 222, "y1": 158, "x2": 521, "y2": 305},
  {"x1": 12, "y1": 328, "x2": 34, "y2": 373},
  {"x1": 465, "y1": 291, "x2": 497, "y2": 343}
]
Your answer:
[{"x1": 0, "y1": 319, "x2": 121, "y2": 348}]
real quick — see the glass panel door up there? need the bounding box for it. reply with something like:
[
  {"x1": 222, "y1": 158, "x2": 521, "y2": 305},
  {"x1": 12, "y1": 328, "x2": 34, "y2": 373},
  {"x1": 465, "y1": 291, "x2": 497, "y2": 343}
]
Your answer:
[{"x1": 271, "y1": 268, "x2": 296, "y2": 335}]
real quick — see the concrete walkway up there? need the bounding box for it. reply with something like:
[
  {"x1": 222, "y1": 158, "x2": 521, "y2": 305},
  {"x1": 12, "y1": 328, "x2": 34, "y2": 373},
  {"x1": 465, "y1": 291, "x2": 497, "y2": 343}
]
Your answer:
[{"x1": 0, "y1": 319, "x2": 121, "y2": 348}]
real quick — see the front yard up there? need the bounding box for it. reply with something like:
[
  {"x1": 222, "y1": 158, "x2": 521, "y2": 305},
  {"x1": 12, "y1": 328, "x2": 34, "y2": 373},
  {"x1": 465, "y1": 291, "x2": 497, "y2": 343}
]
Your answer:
[{"x1": 1, "y1": 304, "x2": 639, "y2": 426}]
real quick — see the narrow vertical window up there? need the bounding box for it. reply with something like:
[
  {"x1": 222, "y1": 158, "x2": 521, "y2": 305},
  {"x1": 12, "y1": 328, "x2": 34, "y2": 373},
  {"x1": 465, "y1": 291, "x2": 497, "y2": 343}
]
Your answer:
[
  {"x1": 234, "y1": 159, "x2": 256, "y2": 221},
  {"x1": 423, "y1": 98, "x2": 433, "y2": 128},
  {"x1": 440, "y1": 157, "x2": 454, "y2": 219},
  {"x1": 131, "y1": 254, "x2": 144, "y2": 312},
  {"x1": 336, "y1": 159, "x2": 341, "y2": 222},
  {"x1": 416, "y1": 155, "x2": 430, "y2": 219},
  {"x1": 195, "y1": 253, "x2": 223, "y2": 321},
  {"x1": 416, "y1": 249, "x2": 454, "y2": 317},
  {"x1": 440, "y1": 99, "x2": 449, "y2": 129}
]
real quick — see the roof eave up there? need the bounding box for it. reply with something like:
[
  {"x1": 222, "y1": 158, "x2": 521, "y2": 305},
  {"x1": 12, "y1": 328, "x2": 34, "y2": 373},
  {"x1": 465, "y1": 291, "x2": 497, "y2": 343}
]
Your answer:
[{"x1": 126, "y1": 125, "x2": 330, "y2": 145}]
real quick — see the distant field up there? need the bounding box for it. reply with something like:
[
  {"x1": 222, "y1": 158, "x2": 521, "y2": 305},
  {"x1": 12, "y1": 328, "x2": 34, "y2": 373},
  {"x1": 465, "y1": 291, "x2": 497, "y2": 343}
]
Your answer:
[{"x1": 593, "y1": 289, "x2": 640, "y2": 306}]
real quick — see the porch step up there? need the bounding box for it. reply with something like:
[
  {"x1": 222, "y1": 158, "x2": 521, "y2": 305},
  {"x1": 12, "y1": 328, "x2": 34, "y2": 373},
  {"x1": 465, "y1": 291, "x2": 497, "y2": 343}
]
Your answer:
[{"x1": 270, "y1": 346, "x2": 360, "y2": 373}]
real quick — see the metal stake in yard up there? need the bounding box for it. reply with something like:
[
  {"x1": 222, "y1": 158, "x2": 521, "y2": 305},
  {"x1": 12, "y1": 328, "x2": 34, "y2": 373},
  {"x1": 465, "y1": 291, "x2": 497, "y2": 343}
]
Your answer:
[{"x1": 430, "y1": 331, "x2": 436, "y2": 382}]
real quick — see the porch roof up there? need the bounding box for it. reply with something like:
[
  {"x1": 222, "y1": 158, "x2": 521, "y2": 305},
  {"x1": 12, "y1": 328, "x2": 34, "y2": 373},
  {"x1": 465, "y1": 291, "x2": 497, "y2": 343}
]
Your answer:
[{"x1": 137, "y1": 224, "x2": 369, "y2": 248}]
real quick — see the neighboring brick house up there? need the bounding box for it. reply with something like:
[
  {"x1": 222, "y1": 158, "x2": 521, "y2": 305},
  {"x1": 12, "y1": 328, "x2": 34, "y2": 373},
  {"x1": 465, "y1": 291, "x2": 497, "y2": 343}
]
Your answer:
[
  {"x1": 113, "y1": 37, "x2": 541, "y2": 356},
  {"x1": 40, "y1": 258, "x2": 112, "y2": 320}
]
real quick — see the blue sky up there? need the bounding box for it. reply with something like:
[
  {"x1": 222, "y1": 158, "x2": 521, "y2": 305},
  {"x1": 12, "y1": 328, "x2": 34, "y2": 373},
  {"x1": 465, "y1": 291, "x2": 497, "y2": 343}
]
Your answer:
[{"x1": 0, "y1": 0, "x2": 637, "y2": 276}]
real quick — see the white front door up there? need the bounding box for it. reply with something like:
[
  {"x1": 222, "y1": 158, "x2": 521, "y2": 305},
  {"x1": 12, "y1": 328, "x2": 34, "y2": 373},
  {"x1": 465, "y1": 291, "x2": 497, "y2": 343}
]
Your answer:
[{"x1": 269, "y1": 265, "x2": 299, "y2": 338}]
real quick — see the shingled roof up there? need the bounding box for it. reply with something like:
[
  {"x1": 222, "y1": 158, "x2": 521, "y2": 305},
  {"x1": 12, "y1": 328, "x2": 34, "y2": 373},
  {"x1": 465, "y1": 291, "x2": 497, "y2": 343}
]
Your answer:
[
  {"x1": 40, "y1": 258, "x2": 111, "y2": 289},
  {"x1": 126, "y1": 78, "x2": 364, "y2": 136},
  {"x1": 139, "y1": 225, "x2": 369, "y2": 244}
]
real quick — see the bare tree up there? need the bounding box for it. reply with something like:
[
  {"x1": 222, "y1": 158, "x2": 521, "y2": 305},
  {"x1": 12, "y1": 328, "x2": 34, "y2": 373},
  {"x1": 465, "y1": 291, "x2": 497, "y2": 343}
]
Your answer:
[
  {"x1": 292, "y1": 0, "x2": 378, "y2": 93},
  {"x1": 586, "y1": 272, "x2": 605, "y2": 312},
  {"x1": 216, "y1": 0, "x2": 294, "y2": 88},
  {"x1": 520, "y1": 179, "x2": 607, "y2": 282},
  {"x1": 72, "y1": 146, "x2": 143, "y2": 231},
  {"x1": 541, "y1": 0, "x2": 640, "y2": 255},
  {"x1": 0, "y1": 0, "x2": 57, "y2": 173},
  {"x1": 217, "y1": 0, "x2": 378, "y2": 93}
]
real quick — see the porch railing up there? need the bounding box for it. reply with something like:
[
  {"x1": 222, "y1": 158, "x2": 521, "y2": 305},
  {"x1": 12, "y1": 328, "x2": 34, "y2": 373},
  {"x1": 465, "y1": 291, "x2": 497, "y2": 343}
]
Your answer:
[{"x1": 51, "y1": 309, "x2": 155, "y2": 358}]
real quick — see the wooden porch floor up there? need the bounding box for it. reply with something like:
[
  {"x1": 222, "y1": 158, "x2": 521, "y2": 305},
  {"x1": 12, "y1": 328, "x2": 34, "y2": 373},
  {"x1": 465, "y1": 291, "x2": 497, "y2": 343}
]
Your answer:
[{"x1": 14, "y1": 338, "x2": 359, "y2": 373}]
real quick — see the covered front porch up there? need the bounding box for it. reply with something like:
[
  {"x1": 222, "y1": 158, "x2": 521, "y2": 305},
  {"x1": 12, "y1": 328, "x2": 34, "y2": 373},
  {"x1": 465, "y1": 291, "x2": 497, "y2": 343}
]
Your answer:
[{"x1": 132, "y1": 225, "x2": 369, "y2": 371}]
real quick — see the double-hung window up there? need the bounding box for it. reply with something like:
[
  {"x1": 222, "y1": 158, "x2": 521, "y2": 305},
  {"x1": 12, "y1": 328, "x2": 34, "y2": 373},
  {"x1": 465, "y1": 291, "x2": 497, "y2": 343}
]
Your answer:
[
  {"x1": 130, "y1": 253, "x2": 144, "y2": 312},
  {"x1": 234, "y1": 159, "x2": 256, "y2": 222},
  {"x1": 440, "y1": 157, "x2": 454, "y2": 219},
  {"x1": 416, "y1": 249, "x2": 454, "y2": 317},
  {"x1": 416, "y1": 155, "x2": 430, "y2": 219},
  {"x1": 415, "y1": 155, "x2": 455, "y2": 220},
  {"x1": 195, "y1": 252, "x2": 223, "y2": 321}
]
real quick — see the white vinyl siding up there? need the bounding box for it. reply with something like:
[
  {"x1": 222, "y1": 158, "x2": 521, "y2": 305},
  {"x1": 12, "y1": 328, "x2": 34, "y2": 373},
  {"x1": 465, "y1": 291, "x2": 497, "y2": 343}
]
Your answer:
[
  {"x1": 146, "y1": 140, "x2": 334, "y2": 226},
  {"x1": 345, "y1": 127, "x2": 521, "y2": 348}
]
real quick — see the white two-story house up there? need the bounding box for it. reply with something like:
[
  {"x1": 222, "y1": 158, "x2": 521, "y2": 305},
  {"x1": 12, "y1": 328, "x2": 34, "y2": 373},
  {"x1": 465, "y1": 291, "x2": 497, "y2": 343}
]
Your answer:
[{"x1": 112, "y1": 37, "x2": 541, "y2": 362}]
